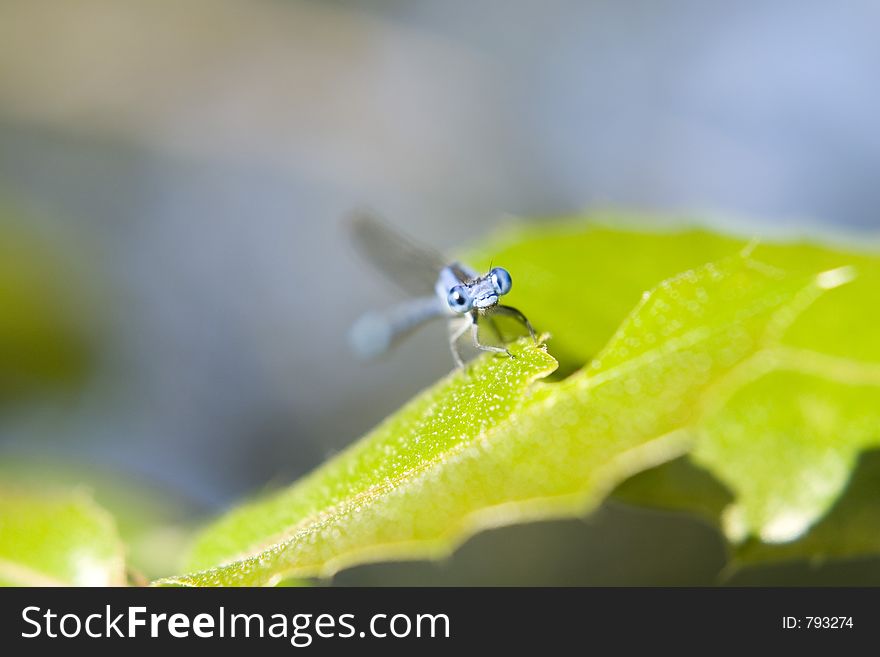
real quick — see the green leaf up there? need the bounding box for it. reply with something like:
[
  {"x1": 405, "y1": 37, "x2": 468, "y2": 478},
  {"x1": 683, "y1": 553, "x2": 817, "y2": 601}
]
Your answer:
[
  {"x1": 464, "y1": 218, "x2": 743, "y2": 370},
  {"x1": 693, "y1": 247, "x2": 880, "y2": 548},
  {"x1": 160, "y1": 246, "x2": 836, "y2": 586},
  {"x1": 612, "y1": 455, "x2": 732, "y2": 526},
  {"x1": 694, "y1": 351, "x2": 880, "y2": 545},
  {"x1": 0, "y1": 489, "x2": 126, "y2": 586},
  {"x1": 601, "y1": 227, "x2": 880, "y2": 555},
  {"x1": 471, "y1": 218, "x2": 880, "y2": 556},
  {"x1": 0, "y1": 460, "x2": 196, "y2": 581},
  {"x1": 734, "y1": 449, "x2": 880, "y2": 565}
]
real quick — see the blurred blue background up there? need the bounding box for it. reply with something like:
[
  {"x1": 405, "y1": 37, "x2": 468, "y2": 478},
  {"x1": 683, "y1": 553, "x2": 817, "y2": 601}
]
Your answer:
[{"x1": 1, "y1": 0, "x2": 878, "y2": 584}]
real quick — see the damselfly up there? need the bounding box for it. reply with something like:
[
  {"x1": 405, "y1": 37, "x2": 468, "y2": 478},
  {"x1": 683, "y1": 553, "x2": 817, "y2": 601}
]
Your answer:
[{"x1": 348, "y1": 212, "x2": 537, "y2": 368}]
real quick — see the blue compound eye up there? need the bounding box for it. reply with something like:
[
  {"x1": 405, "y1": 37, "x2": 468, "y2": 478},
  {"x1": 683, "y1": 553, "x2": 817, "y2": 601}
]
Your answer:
[
  {"x1": 489, "y1": 267, "x2": 512, "y2": 295},
  {"x1": 446, "y1": 285, "x2": 472, "y2": 313}
]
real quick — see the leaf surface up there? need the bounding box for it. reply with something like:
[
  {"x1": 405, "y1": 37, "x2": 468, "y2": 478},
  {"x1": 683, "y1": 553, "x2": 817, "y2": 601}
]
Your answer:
[
  {"x1": 0, "y1": 489, "x2": 126, "y2": 586},
  {"x1": 161, "y1": 245, "x2": 835, "y2": 586}
]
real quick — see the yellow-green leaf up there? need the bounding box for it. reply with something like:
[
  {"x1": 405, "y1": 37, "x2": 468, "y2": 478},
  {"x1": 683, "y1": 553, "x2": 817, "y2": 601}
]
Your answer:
[
  {"x1": 0, "y1": 489, "x2": 126, "y2": 586},
  {"x1": 695, "y1": 353, "x2": 880, "y2": 545},
  {"x1": 160, "y1": 249, "x2": 834, "y2": 586},
  {"x1": 0, "y1": 460, "x2": 195, "y2": 581}
]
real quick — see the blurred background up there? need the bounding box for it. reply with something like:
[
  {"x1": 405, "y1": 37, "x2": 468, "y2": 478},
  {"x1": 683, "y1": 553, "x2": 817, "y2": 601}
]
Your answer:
[{"x1": 1, "y1": 0, "x2": 879, "y2": 584}]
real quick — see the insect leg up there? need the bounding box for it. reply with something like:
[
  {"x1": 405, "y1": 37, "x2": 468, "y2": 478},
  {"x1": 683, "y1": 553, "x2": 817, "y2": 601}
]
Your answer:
[
  {"x1": 471, "y1": 314, "x2": 513, "y2": 358},
  {"x1": 481, "y1": 314, "x2": 504, "y2": 344},
  {"x1": 448, "y1": 316, "x2": 471, "y2": 368},
  {"x1": 493, "y1": 305, "x2": 538, "y2": 343}
]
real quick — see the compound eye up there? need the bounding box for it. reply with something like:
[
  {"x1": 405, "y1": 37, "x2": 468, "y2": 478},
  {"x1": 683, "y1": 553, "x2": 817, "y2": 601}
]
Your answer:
[
  {"x1": 446, "y1": 285, "x2": 472, "y2": 313},
  {"x1": 489, "y1": 267, "x2": 512, "y2": 295}
]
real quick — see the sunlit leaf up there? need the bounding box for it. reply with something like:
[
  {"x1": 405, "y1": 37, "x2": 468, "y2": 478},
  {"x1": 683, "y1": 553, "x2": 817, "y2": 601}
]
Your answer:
[
  {"x1": 734, "y1": 449, "x2": 880, "y2": 565},
  {"x1": 0, "y1": 489, "x2": 126, "y2": 586},
  {"x1": 160, "y1": 247, "x2": 836, "y2": 586},
  {"x1": 0, "y1": 460, "x2": 196, "y2": 581}
]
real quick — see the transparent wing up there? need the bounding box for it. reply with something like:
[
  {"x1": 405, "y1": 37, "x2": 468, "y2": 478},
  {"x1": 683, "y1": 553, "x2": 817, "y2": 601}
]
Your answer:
[
  {"x1": 349, "y1": 295, "x2": 446, "y2": 359},
  {"x1": 348, "y1": 210, "x2": 453, "y2": 295}
]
